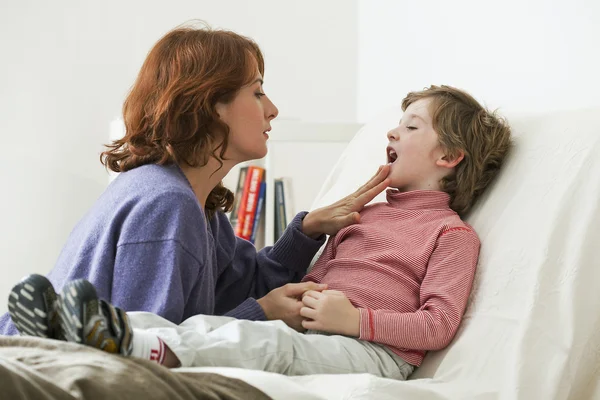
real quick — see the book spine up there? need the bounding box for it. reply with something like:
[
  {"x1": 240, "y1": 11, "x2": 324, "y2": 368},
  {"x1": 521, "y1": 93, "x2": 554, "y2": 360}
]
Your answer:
[
  {"x1": 274, "y1": 179, "x2": 287, "y2": 240},
  {"x1": 250, "y1": 180, "x2": 267, "y2": 244},
  {"x1": 235, "y1": 166, "x2": 254, "y2": 237},
  {"x1": 274, "y1": 180, "x2": 280, "y2": 242},
  {"x1": 229, "y1": 166, "x2": 248, "y2": 226},
  {"x1": 241, "y1": 167, "x2": 265, "y2": 240}
]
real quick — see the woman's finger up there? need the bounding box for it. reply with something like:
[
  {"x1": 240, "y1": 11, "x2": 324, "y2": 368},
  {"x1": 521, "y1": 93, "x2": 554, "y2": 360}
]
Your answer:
[
  {"x1": 355, "y1": 177, "x2": 391, "y2": 206},
  {"x1": 284, "y1": 282, "x2": 326, "y2": 297},
  {"x1": 354, "y1": 164, "x2": 391, "y2": 196},
  {"x1": 348, "y1": 165, "x2": 385, "y2": 196},
  {"x1": 370, "y1": 164, "x2": 388, "y2": 181}
]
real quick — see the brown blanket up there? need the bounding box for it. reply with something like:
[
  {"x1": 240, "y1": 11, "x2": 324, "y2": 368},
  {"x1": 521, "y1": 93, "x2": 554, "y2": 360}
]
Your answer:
[{"x1": 0, "y1": 336, "x2": 271, "y2": 400}]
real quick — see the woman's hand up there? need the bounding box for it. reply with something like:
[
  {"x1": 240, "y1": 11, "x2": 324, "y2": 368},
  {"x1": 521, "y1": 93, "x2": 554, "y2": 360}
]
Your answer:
[
  {"x1": 257, "y1": 282, "x2": 327, "y2": 332},
  {"x1": 301, "y1": 164, "x2": 391, "y2": 238},
  {"x1": 300, "y1": 290, "x2": 360, "y2": 337}
]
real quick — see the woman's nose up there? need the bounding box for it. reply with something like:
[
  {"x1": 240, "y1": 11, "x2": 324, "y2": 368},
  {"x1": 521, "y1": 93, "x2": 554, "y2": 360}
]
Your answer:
[{"x1": 266, "y1": 96, "x2": 279, "y2": 121}]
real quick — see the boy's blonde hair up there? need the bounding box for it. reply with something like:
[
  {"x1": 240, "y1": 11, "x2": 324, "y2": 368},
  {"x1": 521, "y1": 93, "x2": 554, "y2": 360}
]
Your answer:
[{"x1": 402, "y1": 85, "x2": 512, "y2": 215}]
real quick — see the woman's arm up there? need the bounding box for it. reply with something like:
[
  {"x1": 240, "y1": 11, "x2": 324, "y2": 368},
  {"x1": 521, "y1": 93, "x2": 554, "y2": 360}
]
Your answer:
[{"x1": 212, "y1": 211, "x2": 326, "y2": 319}]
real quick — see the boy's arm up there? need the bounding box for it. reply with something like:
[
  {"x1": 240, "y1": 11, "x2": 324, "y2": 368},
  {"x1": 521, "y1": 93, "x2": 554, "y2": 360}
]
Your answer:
[{"x1": 358, "y1": 228, "x2": 480, "y2": 350}]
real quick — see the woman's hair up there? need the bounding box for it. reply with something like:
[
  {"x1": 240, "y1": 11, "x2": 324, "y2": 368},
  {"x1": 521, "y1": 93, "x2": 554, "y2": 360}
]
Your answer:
[
  {"x1": 101, "y1": 24, "x2": 265, "y2": 216},
  {"x1": 402, "y1": 85, "x2": 513, "y2": 215}
]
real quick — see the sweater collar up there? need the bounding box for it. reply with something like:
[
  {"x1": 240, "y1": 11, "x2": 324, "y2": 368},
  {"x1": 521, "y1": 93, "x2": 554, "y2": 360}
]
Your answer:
[{"x1": 385, "y1": 189, "x2": 451, "y2": 210}]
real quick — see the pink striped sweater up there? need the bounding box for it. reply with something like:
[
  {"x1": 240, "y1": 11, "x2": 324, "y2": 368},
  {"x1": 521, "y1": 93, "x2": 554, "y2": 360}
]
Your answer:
[{"x1": 302, "y1": 189, "x2": 480, "y2": 366}]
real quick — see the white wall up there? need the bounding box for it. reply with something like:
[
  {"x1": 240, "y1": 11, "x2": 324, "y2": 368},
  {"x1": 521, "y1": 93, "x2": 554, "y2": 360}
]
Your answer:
[
  {"x1": 3, "y1": 0, "x2": 598, "y2": 315},
  {"x1": 357, "y1": 0, "x2": 600, "y2": 122},
  {"x1": 0, "y1": 0, "x2": 359, "y2": 313}
]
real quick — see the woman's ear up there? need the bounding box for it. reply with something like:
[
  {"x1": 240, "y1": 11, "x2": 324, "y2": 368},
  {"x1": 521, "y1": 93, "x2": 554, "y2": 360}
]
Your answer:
[
  {"x1": 214, "y1": 102, "x2": 226, "y2": 119},
  {"x1": 436, "y1": 150, "x2": 465, "y2": 169}
]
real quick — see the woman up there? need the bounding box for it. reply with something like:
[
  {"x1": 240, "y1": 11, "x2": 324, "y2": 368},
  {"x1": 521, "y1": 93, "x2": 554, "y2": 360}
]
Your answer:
[{"x1": 0, "y1": 25, "x2": 390, "y2": 337}]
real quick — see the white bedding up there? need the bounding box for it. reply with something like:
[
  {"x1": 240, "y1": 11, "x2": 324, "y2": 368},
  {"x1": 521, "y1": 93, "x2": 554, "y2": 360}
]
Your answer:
[{"x1": 175, "y1": 108, "x2": 600, "y2": 399}]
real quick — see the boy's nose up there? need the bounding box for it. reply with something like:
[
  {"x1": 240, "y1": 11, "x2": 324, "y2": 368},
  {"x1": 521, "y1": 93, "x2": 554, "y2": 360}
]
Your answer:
[{"x1": 387, "y1": 128, "x2": 399, "y2": 141}]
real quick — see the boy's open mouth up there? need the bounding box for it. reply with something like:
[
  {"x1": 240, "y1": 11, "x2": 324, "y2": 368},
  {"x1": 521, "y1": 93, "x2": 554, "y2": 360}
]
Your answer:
[{"x1": 387, "y1": 147, "x2": 398, "y2": 163}]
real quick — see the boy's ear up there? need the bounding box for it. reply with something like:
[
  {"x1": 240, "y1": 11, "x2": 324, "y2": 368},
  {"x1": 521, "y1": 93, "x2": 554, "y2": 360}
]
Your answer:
[{"x1": 436, "y1": 150, "x2": 465, "y2": 169}]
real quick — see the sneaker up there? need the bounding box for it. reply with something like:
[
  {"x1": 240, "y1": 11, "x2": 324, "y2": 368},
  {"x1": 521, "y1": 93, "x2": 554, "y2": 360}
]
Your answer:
[
  {"x1": 57, "y1": 279, "x2": 133, "y2": 356},
  {"x1": 7, "y1": 274, "x2": 63, "y2": 339}
]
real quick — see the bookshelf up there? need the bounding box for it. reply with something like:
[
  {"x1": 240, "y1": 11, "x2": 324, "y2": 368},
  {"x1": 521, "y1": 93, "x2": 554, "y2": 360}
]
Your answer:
[{"x1": 224, "y1": 120, "x2": 362, "y2": 249}]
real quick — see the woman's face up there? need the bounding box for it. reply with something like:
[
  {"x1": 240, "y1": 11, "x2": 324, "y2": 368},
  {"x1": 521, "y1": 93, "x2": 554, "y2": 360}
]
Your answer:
[{"x1": 216, "y1": 71, "x2": 279, "y2": 163}]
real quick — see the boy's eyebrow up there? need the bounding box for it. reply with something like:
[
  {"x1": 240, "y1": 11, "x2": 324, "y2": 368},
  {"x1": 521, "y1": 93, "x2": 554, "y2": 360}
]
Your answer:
[
  {"x1": 408, "y1": 113, "x2": 426, "y2": 123},
  {"x1": 400, "y1": 114, "x2": 427, "y2": 125}
]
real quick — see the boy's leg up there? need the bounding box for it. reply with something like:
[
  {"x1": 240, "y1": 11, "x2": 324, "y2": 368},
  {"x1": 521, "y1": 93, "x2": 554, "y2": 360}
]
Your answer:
[
  {"x1": 54, "y1": 279, "x2": 413, "y2": 379},
  {"x1": 129, "y1": 311, "x2": 235, "y2": 334},
  {"x1": 56, "y1": 279, "x2": 232, "y2": 363},
  {"x1": 128, "y1": 312, "x2": 238, "y2": 367},
  {"x1": 138, "y1": 316, "x2": 413, "y2": 380}
]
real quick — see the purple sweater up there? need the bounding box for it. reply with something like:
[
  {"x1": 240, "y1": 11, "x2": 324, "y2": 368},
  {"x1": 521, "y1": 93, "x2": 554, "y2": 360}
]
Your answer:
[{"x1": 0, "y1": 164, "x2": 324, "y2": 335}]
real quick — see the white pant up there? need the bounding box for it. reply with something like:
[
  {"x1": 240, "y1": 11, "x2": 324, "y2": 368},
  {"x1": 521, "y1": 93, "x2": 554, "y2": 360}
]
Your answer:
[{"x1": 128, "y1": 312, "x2": 414, "y2": 380}]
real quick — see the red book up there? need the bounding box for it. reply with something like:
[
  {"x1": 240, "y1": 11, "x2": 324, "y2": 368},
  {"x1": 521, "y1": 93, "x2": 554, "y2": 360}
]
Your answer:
[
  {"x1": 234, "y1": 166, "x2": 254, "y2": 237},
  {"x1": 241, "y1": 166, "x2": 265, "y2": 240}
]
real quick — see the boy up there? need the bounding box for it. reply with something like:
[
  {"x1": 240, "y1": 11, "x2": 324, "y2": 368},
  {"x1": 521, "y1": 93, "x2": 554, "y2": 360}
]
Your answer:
[{"x1": 7, "y1": 85, "x2": 512, "y2": 380}]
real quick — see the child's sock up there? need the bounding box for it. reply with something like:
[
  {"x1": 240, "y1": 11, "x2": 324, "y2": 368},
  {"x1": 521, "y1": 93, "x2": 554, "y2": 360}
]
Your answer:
[{"x1": 131, "y1": 329, "x2": 166, "y2": 365}]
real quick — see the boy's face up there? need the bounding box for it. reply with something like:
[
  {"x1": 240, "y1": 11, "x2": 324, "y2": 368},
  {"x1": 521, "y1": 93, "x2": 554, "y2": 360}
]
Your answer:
[{"x1": 385, "y1": 98, "x2": 449, "y2": 192}]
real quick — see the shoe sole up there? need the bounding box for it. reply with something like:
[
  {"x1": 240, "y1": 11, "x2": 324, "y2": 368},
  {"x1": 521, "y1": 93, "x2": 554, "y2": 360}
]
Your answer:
[
  {"x1": 57, "y1": 280, "x2": 127, "y2": 354},
  {"x1": 7, "y1": 274, "x2": 59, "y2": 338},
  {"x1": 58, "y1": 279, "x2": 99, "y2": 344},
  {"x1": 57, "y1": 279, "x2": 101, "y2": 344}
]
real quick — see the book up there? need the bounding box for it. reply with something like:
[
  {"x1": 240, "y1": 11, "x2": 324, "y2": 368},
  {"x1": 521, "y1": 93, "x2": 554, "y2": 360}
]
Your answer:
[
  {"x1": 274, "y1": 181, "x2": 280, "y2": 242},
  {"x1": 240, "y1": 166, "x2": 265, "y2": 240},
  {"x1": 234, "y1": 166, "x2": 254, "y2": 237},
  {"x1": 250, "y1": 180, "x2": 267, "y2": 244},
  {"x1": 274, "y1": 178, "x2": 287, "y2": 241},
  {"x1": 229, "y1": 166, "x2": 248, "y2": 226}
]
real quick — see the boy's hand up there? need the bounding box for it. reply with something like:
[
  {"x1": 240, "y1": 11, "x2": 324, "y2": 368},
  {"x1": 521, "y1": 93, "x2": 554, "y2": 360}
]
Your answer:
[
  {"x1": 257, "y1": 282, "x2": 327, "y2": 332},
  {"x1": 300, "y1": 290, "x2": 360, "y2": 337}
]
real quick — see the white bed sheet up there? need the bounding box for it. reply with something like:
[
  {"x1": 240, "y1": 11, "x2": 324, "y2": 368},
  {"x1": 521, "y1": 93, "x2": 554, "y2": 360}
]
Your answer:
[{"x1": 175, "y1": 108, "x2": 600, "y2": 400}]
